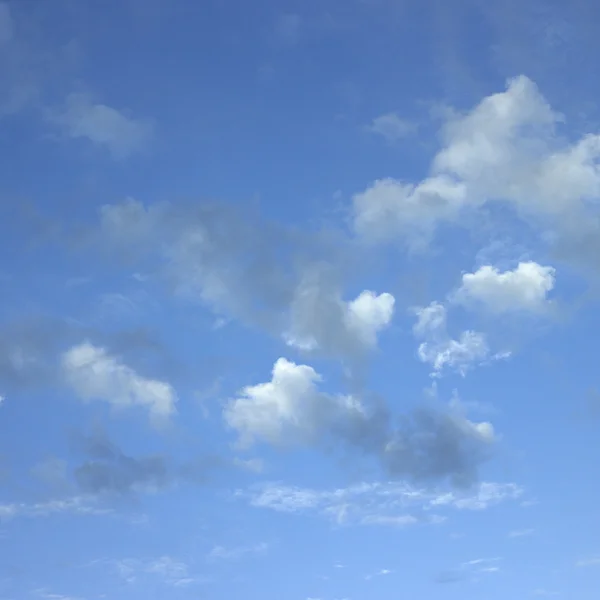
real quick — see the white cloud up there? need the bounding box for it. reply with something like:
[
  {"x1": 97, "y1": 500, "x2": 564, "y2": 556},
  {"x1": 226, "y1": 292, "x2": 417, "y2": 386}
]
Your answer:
[
  {"x1": 412, "y1": 302, "x2": 503, "y2": 376},
  {"x1": 208, "y1": 542, "x2": 268, "y2": 560},
  {"x1": 352, "y1": 76, "x2": 600, "y2": 268},
  {"x1": 224, "y1": 357, "x2": 367, "y2": 448},
  {"x1": 239, "y1": 480, "x2": 523, "y2": 527},
  {"x1": 50, "y1": 93, "x2": 153, "y2": 159},
  {"x1": 61, "y1": 342, "x2": 177, "y2": 424},
  {"x1": 366, "y1": 112, "x2": 415, "y2": 143},
  {"x1": 285, "y1": 276, "x2": 395, "y2": 354},
  {"x1": 452, "y1": 262, "x2": 556, "y2": 314}
]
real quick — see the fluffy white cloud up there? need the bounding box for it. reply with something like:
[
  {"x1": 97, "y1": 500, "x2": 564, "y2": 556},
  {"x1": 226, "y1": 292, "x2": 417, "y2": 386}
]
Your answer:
[
  {"x1": 412, "y1": 302, "x2": 500, "y2": 376},
  {"x1": 452, "y1": 262, "x2": 556, "y2": 314},
  {"x1": 353, "y1": 76, "x2": 600, "y2": 265},
  {"x1": 61, "y1": 342, "x2": 177, "y2": 423},
  {"x1": 224, "y1": 357, "x2": 367, "y2": 448},
  {"x1": 208, "y1": 542, "x2": 268, "y2": 560},
  {"x1": 226, "y1": 358, "x2": 498, "y2": 486},
  {"x1": 366, "y1": 112, "x2": 415, "y2": 143},
  {"x1": 49, "y1": 93, "x2": 153, "y2": 159},
  {"x1": 100, "y1": 200, "x2": 390, "y2": 359}
]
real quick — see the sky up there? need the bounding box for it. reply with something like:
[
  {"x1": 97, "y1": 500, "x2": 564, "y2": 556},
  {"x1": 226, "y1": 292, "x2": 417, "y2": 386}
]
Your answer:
[{"x1": 1, "y1": 0, "x2": 600, "y2": 598}]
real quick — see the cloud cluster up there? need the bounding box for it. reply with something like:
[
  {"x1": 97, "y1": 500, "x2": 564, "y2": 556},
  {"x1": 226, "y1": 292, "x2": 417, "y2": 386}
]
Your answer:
[
  {"x1": 353, "y1": 75, "x2": 600, "y2": 272},
  {"x1": 98, "y1": 199, "x2": 394, "y2": 360},
  {"x1": 225, "y1": 358, "x2": 497, "y2": 486}
]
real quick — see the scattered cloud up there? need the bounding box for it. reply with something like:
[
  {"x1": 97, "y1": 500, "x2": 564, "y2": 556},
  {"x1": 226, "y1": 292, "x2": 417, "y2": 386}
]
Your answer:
[
  {"x1": 435, "y1": 557, "x2": 502, "y2": 584},
  {"x1": 61, "y1": 341, "x2": 177, "y2": 425},
  {"x1": 98, "y1": 199, "x2": 377, "y2": 361},
  {"x1": 103, "y1": 555, "x2": 204, "y2": 587},
  {"x1": 366, "y1": 112, "x2": 416, "y2": 143},
  {"x1": 239, "y1": 480, "x2": 523, "y2": 526},
  {"x1": 576, "y1": 555, "x2": 600, "y2": 567},
  {"x1": 352, "y1": 75, "x2": 600, "y2": 274},
  {"x1": 451, "y1": 262, "x2": 556, "y2": 314},
  {"x1": 70, "y1": 429, "x2": 222, "y2": 497},
  {"x1": 0, "y1": 2, "x2": 13, "y2": 45},
  {"x1": 412, "y1": 302, "x2": 507, "y2": 376},
  {"x1": 48, "y1": 93, "x2": 153, "y2": 159},
  {"x1": 365, "y1": 568, "x2": 394, "y2": 580},
  {"x1": 284, "y1": 274, "x2": 395, "y2": 355}
]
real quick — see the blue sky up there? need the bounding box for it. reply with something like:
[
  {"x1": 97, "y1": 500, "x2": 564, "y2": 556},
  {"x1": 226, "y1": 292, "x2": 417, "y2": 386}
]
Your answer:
[{"x1": 1, "y1": 0, "x2": 600, "y2": 598}]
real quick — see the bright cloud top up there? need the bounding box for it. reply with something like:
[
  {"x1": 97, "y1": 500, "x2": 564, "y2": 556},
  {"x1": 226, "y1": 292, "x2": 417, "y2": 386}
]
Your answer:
[
  {"x1": 353, "y1": 75, "x2": 600, "y2": 267},
  {"x1": 452, "y1": 262, "x2": 556, "y2": 314},
  {"x1": 61, "y1": 342, "x2": 177, "y2": 423}
]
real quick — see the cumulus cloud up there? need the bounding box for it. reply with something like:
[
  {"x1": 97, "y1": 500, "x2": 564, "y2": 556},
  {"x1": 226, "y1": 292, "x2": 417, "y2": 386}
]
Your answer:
[
  {"x1": 224, "y1": 357, "x2": 369, "y2": 448},
  {"x1": 366, "y1": 112, "x2": 416, "y2": 143},
  {"x1": 98, "y1": 199, "x2": 387, "y2": 360},
  {"x1": 208, "y1": 542, "x2": 269, "y2": 561},
  {"x1": 48, "y1": 93, "x2": 153, "y2": 159},
  {"x1": 412, "y1": 302, "x2": 502, "y2": 377},
  {"x1": 240, "y1": 480, "x2": 523, "y2": 526},
  {"x1": 61, "y1": 341, "x2": 177, "y2": 424},
  {"x1": 284, "y1": 275, "x2": 395, "y2": 355},
  {"x1": 452, "y1": 262, "x2": 556, "y2": 314},
  {"x1": 352, "y1": 75, "x2": 600, "y2": 271},
  {"x1": 225, "y1": 358, "x2": 497, "y2": 486}
]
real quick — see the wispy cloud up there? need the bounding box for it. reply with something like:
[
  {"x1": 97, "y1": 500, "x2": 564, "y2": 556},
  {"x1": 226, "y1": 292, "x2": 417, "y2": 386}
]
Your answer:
[
  {"x1": 508, "y1": 528, "x2": 535, "y2": 538},
  {"x1": 366, "y1": 112, "x2": 416, "y2": 143},
  {"x1": 208, "y1": 542, "x2": 269, "y2": 561},
  {"x1": 435, "y1": 557, "x2": 502, "y2": 584},
  {"x1": 47, "y1": 92, "x2": 153, "y2": 159},
  {"x1": 576, "y1": 555, "x2": 600, "y2": 568},
  {"x1": 238, "y1": 480, "x2": 523, "y2": 526}
]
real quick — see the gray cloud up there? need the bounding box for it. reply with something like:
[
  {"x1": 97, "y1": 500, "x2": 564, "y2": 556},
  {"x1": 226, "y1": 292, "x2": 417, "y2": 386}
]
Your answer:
[
  {"x1": 69, "y1": 429, "x2": 247, "y2": 497},
  {"x1": 96, "y1": 198, "x2": 391, "y2": 362},
  {"x1": 226, "y1": 358, "x2": 496, "y2": 487}
]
